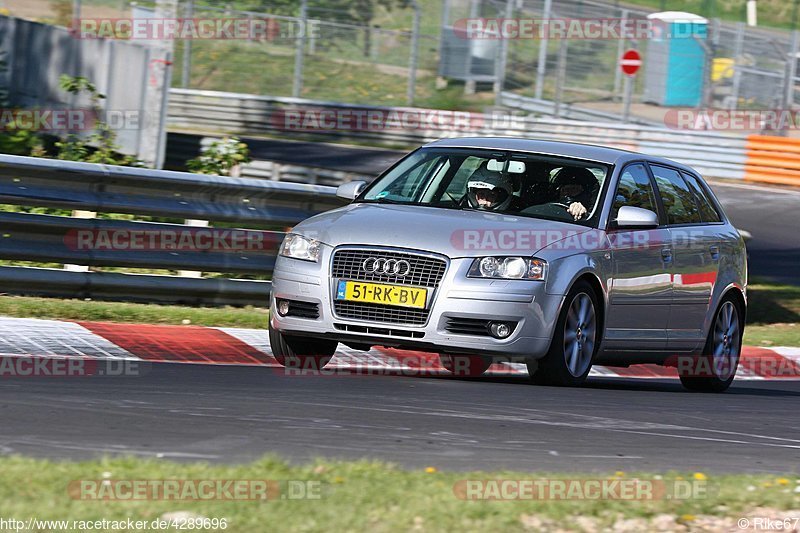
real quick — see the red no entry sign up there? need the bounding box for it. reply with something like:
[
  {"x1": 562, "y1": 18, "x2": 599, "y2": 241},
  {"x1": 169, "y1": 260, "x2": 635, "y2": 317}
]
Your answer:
[{"x1": 620, "y1": 49, "x2": 642, "y2": 76}]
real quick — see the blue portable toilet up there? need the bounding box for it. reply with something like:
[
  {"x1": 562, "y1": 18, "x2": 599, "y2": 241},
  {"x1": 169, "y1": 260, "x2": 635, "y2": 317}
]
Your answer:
[{"x1": 643, "y1": 12, "x2": 708, "y2": 107}]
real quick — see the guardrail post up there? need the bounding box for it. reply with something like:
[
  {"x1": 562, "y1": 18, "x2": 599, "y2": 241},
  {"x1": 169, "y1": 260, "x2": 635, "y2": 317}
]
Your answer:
[
  {"x1": 64, "y1": 210, "x2": 96, "y2": 273},
  {"x1": 270, "y1": 162, "x2": 282, "y2": 181},
  {"x1": 178, "y1": 219, "x2": 209, "y2": 279}
]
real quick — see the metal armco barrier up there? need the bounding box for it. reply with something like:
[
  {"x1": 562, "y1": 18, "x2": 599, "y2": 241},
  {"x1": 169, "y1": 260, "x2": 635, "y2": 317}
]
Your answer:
[
  {"x1": 166, "y1": 88, "x2": 749, "y2": 181},
  {"x1": 0, "y1": 154, "x2": 347, "y2": 306}
]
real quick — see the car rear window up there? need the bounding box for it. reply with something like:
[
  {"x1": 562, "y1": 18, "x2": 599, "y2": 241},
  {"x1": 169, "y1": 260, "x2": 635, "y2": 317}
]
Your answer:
[
  {"x1": 681, "y1": 171, "x2": 723, "y2": 223},
  {"x1": 650, "y1": 165, "x2": 703, "y2": 225}
]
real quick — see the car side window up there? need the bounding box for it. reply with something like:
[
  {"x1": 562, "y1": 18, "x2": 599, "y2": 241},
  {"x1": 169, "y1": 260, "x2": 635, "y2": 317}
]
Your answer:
[
  {"x1": 611, "y1": 164, "x2": 658, "y2": 221},
  {"x1": 650, "y1": 165, "x2": 702, "y2": 225},
  {"x1": 681, "y1": 171, "x2": 723, "y2": 223}
]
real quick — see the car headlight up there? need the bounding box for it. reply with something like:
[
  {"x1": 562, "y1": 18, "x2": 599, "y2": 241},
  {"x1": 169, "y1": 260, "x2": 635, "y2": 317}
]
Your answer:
[
  {"x1": 467, "y1": 257, "x2": 547, "y2": 280},
  {"x1": 279, "y1": 234, "x2": 321, "y2": 262}
]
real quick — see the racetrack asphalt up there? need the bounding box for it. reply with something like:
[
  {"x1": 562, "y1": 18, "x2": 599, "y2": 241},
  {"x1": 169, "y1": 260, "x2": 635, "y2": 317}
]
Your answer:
[{"x1": 2, "y1": 362, "x2": 799, "y2": 473}]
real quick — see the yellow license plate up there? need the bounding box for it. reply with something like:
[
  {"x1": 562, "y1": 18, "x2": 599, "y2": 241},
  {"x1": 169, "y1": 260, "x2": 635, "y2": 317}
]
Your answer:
[{"x1": 336, "y1": 281, "x2": 427, "y2": 309}]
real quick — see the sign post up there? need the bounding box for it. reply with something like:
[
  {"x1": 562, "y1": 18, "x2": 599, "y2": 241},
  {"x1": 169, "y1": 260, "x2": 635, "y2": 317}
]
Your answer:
[{"x1": 620, "y1": 49, "x2": 642, "y2": 124}]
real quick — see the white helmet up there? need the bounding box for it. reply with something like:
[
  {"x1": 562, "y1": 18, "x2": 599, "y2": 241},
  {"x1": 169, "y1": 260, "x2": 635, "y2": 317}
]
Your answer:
[{"x1": 466, "y1": 167, "x2": 514, "y2": 211}]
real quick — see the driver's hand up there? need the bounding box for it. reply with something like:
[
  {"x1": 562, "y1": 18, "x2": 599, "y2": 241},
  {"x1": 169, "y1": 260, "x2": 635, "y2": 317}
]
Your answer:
[{"x1": 567, "y1": 202, "x2": 587, "y2": 220}]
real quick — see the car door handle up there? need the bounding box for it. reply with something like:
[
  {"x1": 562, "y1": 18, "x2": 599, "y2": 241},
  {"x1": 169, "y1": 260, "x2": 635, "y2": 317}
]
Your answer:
[
  {"x1": 709, "y1": 245, "x2": 720, "y2": 260},
  {"x1": 661, "y1": 247, "x2": 673, "y2": 263}
]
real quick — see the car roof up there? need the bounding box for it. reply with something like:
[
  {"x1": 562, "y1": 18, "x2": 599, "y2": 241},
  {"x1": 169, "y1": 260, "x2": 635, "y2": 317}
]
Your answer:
[{"x1": 423, "y1": 137, "x2": 693, "y2": 171}]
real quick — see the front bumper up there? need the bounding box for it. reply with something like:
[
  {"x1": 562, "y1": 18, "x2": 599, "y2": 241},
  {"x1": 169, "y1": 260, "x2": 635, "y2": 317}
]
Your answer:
[{"x1": 270, "y1": 250, "x2": 562, "y2": 360}]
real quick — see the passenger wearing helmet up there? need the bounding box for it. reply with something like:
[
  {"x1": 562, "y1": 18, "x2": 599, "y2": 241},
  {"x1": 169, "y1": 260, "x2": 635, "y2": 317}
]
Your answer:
[
  {"x1": 465, "y1": 166, "x2": 514, "y2": 212},
  {"x1": 552, "y1": 167, "x2": 598, "y2": 221}
]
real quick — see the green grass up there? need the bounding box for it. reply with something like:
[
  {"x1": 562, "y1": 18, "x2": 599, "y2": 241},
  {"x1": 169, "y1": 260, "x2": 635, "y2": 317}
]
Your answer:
[
  {"x1": 744, "y1": 324, "x2": 800, "y2": 347},
  {"x1": 174, "y1": 38, "x2": 478, "y2": 110},
  {"x1": 742, "y1": 281, "x2": 800, "y2": 347},
  {"x1": 0, "y1": 455, "x2": 798, "y2": 532},
  {"x1": 625, "y1": 0, "x2": 796, "y2": 30}
]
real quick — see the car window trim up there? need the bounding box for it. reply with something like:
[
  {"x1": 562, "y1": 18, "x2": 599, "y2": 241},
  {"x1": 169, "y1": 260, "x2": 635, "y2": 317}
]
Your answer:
[
  {"x1": 605, "y1": 160, "x2": 666, "y2": 230},
  {"x1": 679, "y1": 170, "x2": 726, "y2": 225}
]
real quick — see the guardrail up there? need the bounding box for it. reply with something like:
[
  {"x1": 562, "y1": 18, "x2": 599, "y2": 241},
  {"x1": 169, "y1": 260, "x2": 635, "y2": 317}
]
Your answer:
[
  {"x1": 0, "y1": 154, "x2": 347, "y2": 306},
  {"x1": 166, "y1": 88, "x2": 750, "y2": 181},
  {"x1": 169, "y1": 91, "x2": 800, "y2": 188}
]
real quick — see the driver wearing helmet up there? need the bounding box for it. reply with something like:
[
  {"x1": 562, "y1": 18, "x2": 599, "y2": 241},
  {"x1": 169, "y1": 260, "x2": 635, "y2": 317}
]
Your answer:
[
  {"x1": 552, "y1": 167, "x2": 598, "y2": 221},
  {"x1": 465, "y1": 167, "x2": 514, "y2": 212}
]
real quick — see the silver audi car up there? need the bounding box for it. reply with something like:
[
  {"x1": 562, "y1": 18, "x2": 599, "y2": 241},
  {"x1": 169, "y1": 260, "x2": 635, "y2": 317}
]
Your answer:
[{"x1": 269, "y1": 138, "x2": 747, "y2": 391}]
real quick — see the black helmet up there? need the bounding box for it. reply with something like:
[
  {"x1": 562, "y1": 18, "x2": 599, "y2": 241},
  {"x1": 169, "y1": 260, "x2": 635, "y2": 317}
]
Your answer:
[
  {"x1": 552, "y1": 167, "x2": 598, "y2": 205},
  {"x1": 466, "y1": 166, "x2": 514, "y2": 211}
]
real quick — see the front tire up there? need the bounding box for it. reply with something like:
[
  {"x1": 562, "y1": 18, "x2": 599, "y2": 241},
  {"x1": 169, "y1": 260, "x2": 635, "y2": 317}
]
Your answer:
[
  {"x1": 679, "y1": 297, "x2": 742, "y2": 393},
  {"x1": 528, "y1": 280, "x2": 599, "y2": 386},
  {"x1": 269, "y1": 328, "x2": 337, "y2": 371}
]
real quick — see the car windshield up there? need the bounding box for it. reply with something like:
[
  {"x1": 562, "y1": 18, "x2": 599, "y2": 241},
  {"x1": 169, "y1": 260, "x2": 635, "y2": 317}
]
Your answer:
[{"x1": 358, "y1": 147, "x2": 610, "y2": 226}]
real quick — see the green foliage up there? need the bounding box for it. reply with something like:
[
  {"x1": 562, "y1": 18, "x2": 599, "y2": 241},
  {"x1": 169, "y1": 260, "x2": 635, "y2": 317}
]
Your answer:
[
  {"x1": 1, "y1": 75, "x2": 139, "y2": 165},
  {"x1": 54, "y1": 74, "x2": 140, "y2": 166},
  {"x1": 0, "y1": 123, "x2": 46, "y2": 156},
  {"x1": 187, "y1": 137, "x2": 251, "y2": 176}
]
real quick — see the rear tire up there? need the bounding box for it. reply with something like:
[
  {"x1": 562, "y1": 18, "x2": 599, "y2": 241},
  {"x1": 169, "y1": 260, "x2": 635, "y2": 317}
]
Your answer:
[
  {"x1": 528, "y1": 280, "x2": 599, "y2": 386},
  {"x1": 440, "y1": 354, "x2": 492, "y2": 377},
  {"x1": 679, "y1": 296, "x2": 742, "y2": 393},
  {"x1": 269, "y1": 328, "x2": 337, "y2": 371}
]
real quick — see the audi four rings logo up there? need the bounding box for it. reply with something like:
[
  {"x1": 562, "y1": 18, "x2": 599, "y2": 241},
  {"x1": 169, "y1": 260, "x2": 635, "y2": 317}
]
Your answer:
[{"x1": 362, "y1": 257, "x2": 412, "y2": 276}]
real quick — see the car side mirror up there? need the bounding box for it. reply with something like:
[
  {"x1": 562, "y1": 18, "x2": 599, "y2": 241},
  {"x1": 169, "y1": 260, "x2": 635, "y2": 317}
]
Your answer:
[
  {"x1": 336, "y1": 180, "x2": 367, "y2": 201},
  {"x1": 614, "y1": 206, "x2": 659, "y2": 229}
]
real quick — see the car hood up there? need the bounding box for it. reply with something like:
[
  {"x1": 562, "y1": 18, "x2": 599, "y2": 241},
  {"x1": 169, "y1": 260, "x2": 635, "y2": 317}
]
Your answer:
[{"x1": 293, "y1": 203, "x2": 594, "y2": 258}]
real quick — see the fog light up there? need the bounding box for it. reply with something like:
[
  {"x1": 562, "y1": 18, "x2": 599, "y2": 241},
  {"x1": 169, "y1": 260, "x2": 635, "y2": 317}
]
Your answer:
[
  {"x1": 277, "y1": 299, "x2": 290, "y2": 317},
  {"x1": 489, "y1": 322, "x2": 513, "y2": 339}
]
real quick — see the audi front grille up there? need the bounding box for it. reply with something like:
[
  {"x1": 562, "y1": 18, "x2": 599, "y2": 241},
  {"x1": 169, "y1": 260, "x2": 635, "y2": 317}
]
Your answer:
[
  {"x1": 331, "y1": 249, "x2": 447, "y2": 286},
  {"x1": 331, "y1": 248, "x2": 448, "y2": 325}
]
